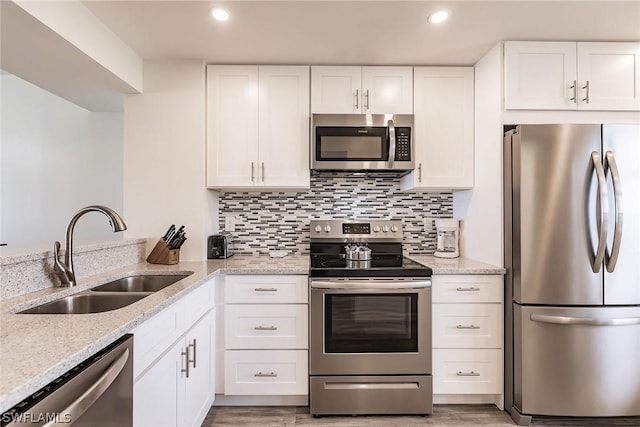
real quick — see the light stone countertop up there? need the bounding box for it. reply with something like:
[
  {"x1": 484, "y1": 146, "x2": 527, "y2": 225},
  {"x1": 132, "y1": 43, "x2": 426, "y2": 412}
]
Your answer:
[{"x1": 0, "y1": 252, "x2": 500, "y2": 413}]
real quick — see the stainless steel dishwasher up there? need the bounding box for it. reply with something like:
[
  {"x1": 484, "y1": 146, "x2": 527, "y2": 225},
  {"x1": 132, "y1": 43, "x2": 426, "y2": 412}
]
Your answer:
[{"x1": 1, "y1": 335, "x2": 133, "y2": 427}]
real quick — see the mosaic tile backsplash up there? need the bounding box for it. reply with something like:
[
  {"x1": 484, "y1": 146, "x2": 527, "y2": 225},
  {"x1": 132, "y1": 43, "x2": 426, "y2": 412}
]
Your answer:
[{"x1": 218, "y1": 173, "x2": 453, "y2": 255}]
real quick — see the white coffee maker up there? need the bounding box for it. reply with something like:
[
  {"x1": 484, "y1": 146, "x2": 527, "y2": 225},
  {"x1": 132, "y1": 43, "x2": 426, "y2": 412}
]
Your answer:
[{"x1": 434, "y1": 219, "x2": 460, "y2": 258}]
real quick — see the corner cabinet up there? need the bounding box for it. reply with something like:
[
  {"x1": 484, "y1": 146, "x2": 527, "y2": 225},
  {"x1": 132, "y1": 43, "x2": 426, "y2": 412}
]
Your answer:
[
  {"x1": 400, "y1": 67, "x2": 474, "y2": 191},
  {"x1": 311, "y1": 66, "x2": 413, "y2": 114},
  {"x1": 206, "y1": 65, "x2": 310, "y2": 190},
  {"x1": 504, "y1": 41, "x2": 640, "y2": 111},
  {"x1": 133, "y1": 279, "x2": 216, "y2": 427}
]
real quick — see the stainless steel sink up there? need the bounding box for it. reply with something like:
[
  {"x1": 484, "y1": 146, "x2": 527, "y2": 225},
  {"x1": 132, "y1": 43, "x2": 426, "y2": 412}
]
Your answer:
[
  {"x1": 91, "y1": 273, "x2": 192, "y2": 293},
  {"x1": 19, "y1": 293, "x2": 149, "y2": 314}
]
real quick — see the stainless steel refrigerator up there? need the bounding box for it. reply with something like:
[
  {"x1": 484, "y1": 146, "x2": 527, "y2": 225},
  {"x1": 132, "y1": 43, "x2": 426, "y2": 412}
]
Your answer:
[{"x1": 504, "y1": 124, "x2": 640, "y2": 425}]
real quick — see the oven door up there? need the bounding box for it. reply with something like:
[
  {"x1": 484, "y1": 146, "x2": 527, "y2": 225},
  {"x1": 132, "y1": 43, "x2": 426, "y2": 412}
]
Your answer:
[{"x1": 310, "y1": 279, "x2": 431, "y2": 375}]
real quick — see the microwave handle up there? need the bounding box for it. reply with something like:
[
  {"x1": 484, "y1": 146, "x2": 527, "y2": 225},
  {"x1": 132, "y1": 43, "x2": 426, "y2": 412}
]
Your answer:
[{"x1": 388, "y1": 119, "x2": 396, "y2": 167}]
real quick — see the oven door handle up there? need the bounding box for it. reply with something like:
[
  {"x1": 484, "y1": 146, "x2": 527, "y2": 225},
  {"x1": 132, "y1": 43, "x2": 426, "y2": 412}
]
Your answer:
[{"x1": 310, "y1": 280, "x2": 431, "y2": 290}]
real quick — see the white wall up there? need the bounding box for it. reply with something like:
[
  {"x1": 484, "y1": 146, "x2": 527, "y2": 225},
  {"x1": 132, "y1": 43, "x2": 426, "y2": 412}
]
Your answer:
[
  {"x1": 454, "y1": 44, "x2": 504, "y2": 267},
  {"x1": 123, "y1": 60, "x2": 217, "y2": 261},
  {"x1": 0, "y1": 72, "x2": 124, "y2": 248}
]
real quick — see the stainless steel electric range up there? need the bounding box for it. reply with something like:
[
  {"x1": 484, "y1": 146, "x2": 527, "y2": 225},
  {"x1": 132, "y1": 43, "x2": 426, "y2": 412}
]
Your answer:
[{"x1": 308, "y1": 219, "x2": 433, "y2": 416}]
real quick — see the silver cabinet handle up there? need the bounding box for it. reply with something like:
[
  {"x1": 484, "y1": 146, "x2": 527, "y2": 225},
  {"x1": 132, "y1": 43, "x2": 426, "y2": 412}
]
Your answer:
[
  {"x1": 43, "y1": 348, "x2": 130, "y2": 427},
  {"x1": 569, "y1": 80, "x2": 577, "y2": 103},
  {"x1": 251, "y1": 162, "x2": 255, "y2": 182},
  {"x1": 254, "y1": 371, "x2": 277, "y2": 377},
  {"x1": 189, "y1": 339, "x2": 197, "y2": 369},
  {"x1": 254, "y1": 325, "x2": 278, "y2": 331},
  {"x1": 261, "y1": 162, "x2": 265, "y2": 183},
  {"x1": 364, "y1": 89, "x2": 370, "y2": 110},
  {"x1": 354, "y1": 89, "x2": 359, "y2": 110},
  {"x1": 181, "y1": 348, "x2": 190, "y2": 378},
  {"x1": 531, "y1": 313, "x2": 640, "y2": 326},
  {"x1": 457, "y1": 371, "x2": 480, "y2": 377},
  {"x1": 604, "y1": 151, "x2": 623, "y2": 273},
  {"x1": 418, "y1": 163, "x2": 422, "y2": 183},
  {"x1": 590, "y1": 151, "x2": 609, "y2": 273},
  {"x1": 456, "y1": 287, "x2": 480, "y2": 292},
  {"x1": 582, "y1": 81, "x2": 590, "y2": 104},
  {"x1": 387, "y1": 118, "x2": 396, "y2": 167},
  {"x1": 456, "y1": 324, "x2": 480, "y2": 330},
  {"x1": 254, "y1": 287, "x2": 278, "y2": 292}
]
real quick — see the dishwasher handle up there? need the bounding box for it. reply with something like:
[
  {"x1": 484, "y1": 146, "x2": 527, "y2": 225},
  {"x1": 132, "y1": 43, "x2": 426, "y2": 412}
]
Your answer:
[{"x1": 43, "y1": 347, "x2": 130, "y2": 427}]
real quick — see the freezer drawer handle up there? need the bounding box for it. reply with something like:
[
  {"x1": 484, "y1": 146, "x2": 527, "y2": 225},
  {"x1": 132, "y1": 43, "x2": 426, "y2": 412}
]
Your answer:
[
  {"x1": 531, "y1": 313, "x2": 640, "y2": 326},
  {"x1": 590, "y1": 151, "x2": 609, "y2": 273},
  {"x1": 457, "y1": 324, "x2": 480, "y2": 330},
  {"x1": 456, "y1": 371, "x2": 480, "y2": 377},
  {"x1": 254, "y1": 371, "x2": 277, "y2": 378},
  {"x1": 604, "y1": 151, "x2": 623, "y2": 273},
  {"x1": 43, "y1": 348, "x2": 130, "y2": 427},
  {"x1": 456, "y1": 287, "x2": 480, "y2": 292}
]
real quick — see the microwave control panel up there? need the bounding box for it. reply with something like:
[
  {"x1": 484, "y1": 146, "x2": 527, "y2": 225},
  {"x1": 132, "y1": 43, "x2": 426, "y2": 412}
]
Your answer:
[{"x1": 395, "y1": 127, "x2": 411, "y2": 161}]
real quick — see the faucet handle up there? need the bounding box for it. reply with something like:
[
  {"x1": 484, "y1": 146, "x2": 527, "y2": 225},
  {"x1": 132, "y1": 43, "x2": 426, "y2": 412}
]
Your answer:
[{"x1": 53, "y1": 241, "x2": 74, "y2": 286}]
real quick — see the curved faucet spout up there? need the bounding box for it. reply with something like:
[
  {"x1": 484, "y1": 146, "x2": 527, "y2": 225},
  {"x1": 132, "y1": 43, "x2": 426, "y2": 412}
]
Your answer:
[{"x1": 54, "y1": 205, "x2": 127, "y2": 287}]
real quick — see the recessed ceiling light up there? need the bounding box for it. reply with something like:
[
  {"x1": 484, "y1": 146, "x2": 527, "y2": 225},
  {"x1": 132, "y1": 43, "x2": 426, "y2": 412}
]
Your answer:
[
  {"x1": 428, "y1": 10, "x2": 449, "y2": 24},
  {"x1": 211, "y1": 8, "x2": 230, "y2": 22}
]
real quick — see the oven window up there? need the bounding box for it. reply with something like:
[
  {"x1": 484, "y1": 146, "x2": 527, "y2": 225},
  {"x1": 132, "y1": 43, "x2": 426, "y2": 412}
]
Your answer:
[
  {"x1": 316, "y1": 127, "x2": 388, "y2": 161},
  {"x1": 324, "y1": 293, "x2": 418, "y2": 353}
]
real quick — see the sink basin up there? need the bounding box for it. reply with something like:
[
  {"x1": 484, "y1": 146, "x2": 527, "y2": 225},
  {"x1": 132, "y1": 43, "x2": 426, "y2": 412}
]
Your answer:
[
  {"x1": 91, "y1": 273, "x2": 192, "y2": 293},
  {"x1": 19, "y1": 293, "x2": 148, "y2": 314}
]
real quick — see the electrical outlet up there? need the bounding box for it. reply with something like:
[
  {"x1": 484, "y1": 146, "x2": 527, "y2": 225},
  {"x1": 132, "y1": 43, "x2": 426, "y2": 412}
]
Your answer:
[
  {"x1": 225, "y1": 215, "x2": 236, "y2": 232},
  {"x1": 423, "y1": 217, "x2": 433, "y2": 232}
]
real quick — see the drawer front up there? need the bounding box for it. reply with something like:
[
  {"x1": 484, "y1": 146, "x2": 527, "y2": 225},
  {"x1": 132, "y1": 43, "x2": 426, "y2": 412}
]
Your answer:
[
  {"x1": 225, "y1": 304, "x2": 308, "y2": 349},
  {"x1": 225, "y1": 275, "x2": 308, "y2": 303},
  {"x1": 433, "y1": 349, "x2": 502, "y2": 394},
  {"x1": 432, "y1": 303, "x2": 502, "y2": 348},
  {"x1": 184, "y1": 278, "x2": 215, "y2": 326},
  {"x1": 224, "y1": 350, "x2": 308, "y2": 395},
  {"x1": 432, "y1": 275, "x2": 503, "y2": 303},
  {"x1": 133, "y1": 299, "x2": 185, "y2": 378}
]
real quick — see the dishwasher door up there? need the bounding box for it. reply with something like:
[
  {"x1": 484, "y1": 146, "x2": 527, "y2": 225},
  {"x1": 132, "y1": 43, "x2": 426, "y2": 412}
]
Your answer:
[{"x1": 2, "y1": 334, "x2": 133, "y2": 427}]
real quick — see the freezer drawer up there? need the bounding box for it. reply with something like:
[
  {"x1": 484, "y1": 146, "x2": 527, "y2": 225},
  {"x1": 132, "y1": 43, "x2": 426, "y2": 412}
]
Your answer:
[{"x1": 515, "y1": 305, "x2": 640, "y2": 417}]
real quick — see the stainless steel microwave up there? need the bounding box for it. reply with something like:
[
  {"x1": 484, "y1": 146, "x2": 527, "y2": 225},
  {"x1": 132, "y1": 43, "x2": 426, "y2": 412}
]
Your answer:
[{"x1": 311, "y1": 114, "x2": 414, "y2": 172}]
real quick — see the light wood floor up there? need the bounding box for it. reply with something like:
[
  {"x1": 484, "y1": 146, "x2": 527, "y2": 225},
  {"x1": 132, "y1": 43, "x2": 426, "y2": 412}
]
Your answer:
[{"x1": 201, "y1": 405, "x2": 640, "y2": 426}]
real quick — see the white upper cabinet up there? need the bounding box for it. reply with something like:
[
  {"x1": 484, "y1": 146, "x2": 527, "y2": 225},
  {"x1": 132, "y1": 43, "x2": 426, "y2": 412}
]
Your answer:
[
  {"x1": 311, "y1": 66, "x2": 413, "y2": 114},
  {"x1": 504, "y1": 41, "x2": 640, "y2": 111},
  {"x1": 400, "y1": 67, "x2": 474, "y2": 191},
  {"x1": 206, "y1": 65, "x2": 310, "y2": 190}
]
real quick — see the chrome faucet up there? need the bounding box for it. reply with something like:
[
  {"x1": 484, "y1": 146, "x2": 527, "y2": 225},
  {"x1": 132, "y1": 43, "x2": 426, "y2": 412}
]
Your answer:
[{"x1": 53, "y1": 205, "x2": 127, "y2": 287}]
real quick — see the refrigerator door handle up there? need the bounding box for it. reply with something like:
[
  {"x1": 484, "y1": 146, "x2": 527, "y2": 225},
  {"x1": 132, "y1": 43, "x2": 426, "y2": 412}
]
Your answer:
[
  {"x1": 604, "y1": 151, "x2": 623, "y2": 273},
  {"x1": 590, "y1": 151, "x2": 609, "y2": 273},
  {"x1": 531, "y1": 313, "x2": 640, "y2": 326}
]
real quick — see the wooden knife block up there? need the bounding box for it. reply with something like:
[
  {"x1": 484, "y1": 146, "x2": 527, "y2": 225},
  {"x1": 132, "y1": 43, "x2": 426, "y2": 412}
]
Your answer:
[{"x1": 146, "y1": 239, "x2": 180, "y2": 265}]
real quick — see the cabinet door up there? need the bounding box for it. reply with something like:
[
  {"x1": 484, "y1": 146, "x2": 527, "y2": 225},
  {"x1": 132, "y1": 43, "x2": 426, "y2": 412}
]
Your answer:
[
  {"x1": 504, "y1": 41, "x2": 577, "y2": 110},
  {"x1": 362, "y1": 66, "x2": 413, "y2": 114},
  {"x1": 133, "y1": 339, "x2": 184, "y2": 427},
  {"x1": 311, "y1": 66, "x2": 362, "y2": 113},
  {"x1": 206, "y1": 65, "x2": 259, "y2": 188},
  {"x1": 183, "y1": 310, "x2": 215, "y2": 427},
  {"x1": 401, "y1": 67, "x2": 473, "y2": 191},
  {"x1": 258, "y1": 66, "x2": 310, "y2": 189},
  {"x1": 577, "y1": 42, "x2": 640, "y2": 111}
]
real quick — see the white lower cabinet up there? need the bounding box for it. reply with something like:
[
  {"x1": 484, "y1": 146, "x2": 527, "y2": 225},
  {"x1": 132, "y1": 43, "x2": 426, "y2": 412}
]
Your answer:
[
  {"x1": 432, "y1": 275, "x2": 504, "y2": 408},
  {"x1": 221, "y1": 275, "x2": 309, "y2": 402},
  {"x1": 133, "y1": 278, "x2": 216, "y2": 427}
]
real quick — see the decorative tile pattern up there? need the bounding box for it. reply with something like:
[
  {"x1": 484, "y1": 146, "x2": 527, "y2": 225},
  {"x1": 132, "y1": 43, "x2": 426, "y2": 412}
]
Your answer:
[{"x1": 218, "y1": 173, "x2": 453, "y2": 255}]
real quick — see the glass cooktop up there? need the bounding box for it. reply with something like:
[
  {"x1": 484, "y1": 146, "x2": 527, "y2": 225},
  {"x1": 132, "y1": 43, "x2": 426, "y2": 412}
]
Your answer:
[{"x1": 309, "y1": 254, "x2": 432, "y2": 278}]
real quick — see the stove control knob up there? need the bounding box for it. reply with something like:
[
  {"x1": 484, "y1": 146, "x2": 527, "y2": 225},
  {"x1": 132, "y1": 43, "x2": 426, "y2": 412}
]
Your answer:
[
  {"x1": 324, "y1": 225, "x2": 332, "y2": 233},
  {"x1": 314, "y1": 225, "x2": 322, "y2": 233},
  {"x1": 391, "y1": 225, "x2": 398, "y2": 232},
  {"x1": 373, "y1": 225, "x2": 381, "y2": 232},
  {"x1": 382, "y1": 225, "x2": 390, "y2": 233}
]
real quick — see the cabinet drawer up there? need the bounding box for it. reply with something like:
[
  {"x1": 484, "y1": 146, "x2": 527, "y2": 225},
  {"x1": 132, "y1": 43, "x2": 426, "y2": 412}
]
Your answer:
[
  {"x1": 133, "y1": 299, "x2": 185, "y2": 378},
  {"x1": 184, "y1": 278, "x2": 215, "y2": 326},
  {"x1": 224, "y1": 275, "x2": 308, "y2": 303},
  {"x1": 433, "y1": 304, "x2": 502, "y2": 348},
  {"x1": 433, "y1": 349, "x2": 502, "y2": 394},
  {"x1": 432, "y1": 275, "x2": 503, "y2": 303},
  {"x1": 224, "y1": 350, "x2": 308, "y2": 395},
  {"x1": 225, "y1": 304, "x2": 308, "y2": 349}
]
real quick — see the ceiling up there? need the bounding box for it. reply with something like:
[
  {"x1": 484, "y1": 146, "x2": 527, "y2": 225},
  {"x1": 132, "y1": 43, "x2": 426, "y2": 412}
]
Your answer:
[{"x1": 82, "y1": 0, "x2": 640, "y2": 66}]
